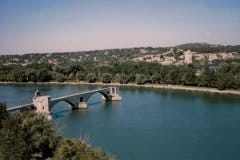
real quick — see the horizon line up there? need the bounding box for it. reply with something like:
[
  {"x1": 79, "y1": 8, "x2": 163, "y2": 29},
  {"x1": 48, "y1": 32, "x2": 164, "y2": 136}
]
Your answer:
[{"x1": 1, "y1": 42, "x2": 240, "y2": 56}]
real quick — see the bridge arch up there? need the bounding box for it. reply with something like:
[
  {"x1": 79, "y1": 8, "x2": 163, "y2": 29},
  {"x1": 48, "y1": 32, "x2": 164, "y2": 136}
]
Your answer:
[
  {"x1": 50, "y1": 99, "x2": 75, "y2": 110},
  {"x1": 85, "y1": 90, "x2": 110, "y2": 102}
]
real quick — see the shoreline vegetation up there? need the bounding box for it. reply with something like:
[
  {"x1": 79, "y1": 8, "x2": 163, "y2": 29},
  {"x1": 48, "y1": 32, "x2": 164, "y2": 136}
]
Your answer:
[
  {"x1": 1, "y1": 44, "x2": 240, "y2": 96},
  {"x1": 1, "y1": 81, "x2": 240, "y2": 95},
  {"x1": 0, "y1": 102, "x2": 113, "y2": 160},
  {"x1": 1, "y1": 60, "x2": 240, "y2": 92}
]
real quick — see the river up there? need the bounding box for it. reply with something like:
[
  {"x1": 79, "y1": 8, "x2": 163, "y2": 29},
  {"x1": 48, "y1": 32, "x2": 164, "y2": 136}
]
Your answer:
[{"x1": 1, "y1": 84, "x2": 240, "y2": 160}]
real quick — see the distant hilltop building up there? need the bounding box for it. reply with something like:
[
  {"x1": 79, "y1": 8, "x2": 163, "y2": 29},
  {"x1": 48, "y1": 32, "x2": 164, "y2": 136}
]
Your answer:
[{"x1": 184, "y1": 50, "x2": 193, "y2": 64}]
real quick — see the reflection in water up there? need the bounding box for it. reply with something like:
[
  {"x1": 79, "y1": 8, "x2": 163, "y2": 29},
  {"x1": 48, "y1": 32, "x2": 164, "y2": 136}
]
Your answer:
[
  {"x1": 78, "y1": 109, "x2": 88, "y2": 117},
  {"x1": 103, "y1": 101, "x2": 121, "y2": 109},
  {"x1": 52, "y1": 109, "x2": 70, "y2": 119}
]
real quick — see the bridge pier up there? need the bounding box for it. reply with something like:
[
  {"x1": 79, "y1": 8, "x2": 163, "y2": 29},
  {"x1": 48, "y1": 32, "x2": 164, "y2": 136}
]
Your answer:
[
  {"x1": 78, "y1": 102, "x2": 88, "y2": 109},
  {"x1": 77, "y1": 97, "x2": 88, "y2": 109}
]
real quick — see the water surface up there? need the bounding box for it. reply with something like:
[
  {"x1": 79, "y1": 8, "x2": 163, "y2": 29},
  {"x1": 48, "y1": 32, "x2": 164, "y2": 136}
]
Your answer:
[{"x1": 1, "y1": 84, "x2": 240, "y2": 160}]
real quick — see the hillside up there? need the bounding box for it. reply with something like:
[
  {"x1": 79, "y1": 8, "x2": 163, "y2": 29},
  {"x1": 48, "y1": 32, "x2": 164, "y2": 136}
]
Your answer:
[
  {"x1": 1, "y1": 43, "x2": 240, "y2": 90},
  {"x1": 0, "y1": 43, "x2": 240, "y2": 66}
]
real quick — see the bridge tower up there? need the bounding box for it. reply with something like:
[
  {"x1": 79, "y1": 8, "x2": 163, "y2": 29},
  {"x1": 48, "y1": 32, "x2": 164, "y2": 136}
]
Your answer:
[
  {"x1": 109, "y1": 86, "x2": 122, "y2": 101},
  {"x1": 102, "y1": 86, "x2": 122, "y2": 101},
  {"x1": 33, "y1": 90, "x2": 52, "y2": 120}
]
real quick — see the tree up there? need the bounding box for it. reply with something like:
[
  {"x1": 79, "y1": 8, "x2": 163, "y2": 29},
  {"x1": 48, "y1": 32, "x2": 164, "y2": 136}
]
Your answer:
[
  {"x1": 76, "y1": 72, "x2": 86, "y2": 81},
  {"x1": 198, "y1": 68, "x2": 217, "y2": 88},
  {"x1": 166, "y1": 69, "x2": 182, "y2": 84},
  {"x1": 0, "y1": 106, "x2": 114, "y2": 160},
  {"x1": 25, "y1": 69, "x2": 37, "y2": 82},
  {"x1": 0, "y1": 102, "x2": 8, "y2": 128},
  {"x1": 0, "y1": 115, "x2": 29, "y2": 160},
  {"x1": 151, "y1": 74, "x2": 161, "y2": 84},
  {"x1": 116, "y1": 74, "x2": 129, "y2": 84},
  {"x1": 216, "y1": 72, "x2": 237, "y2": 90},
  {"x1": 102, "y1": 73, "x2": 112, "y2": 83},
  {"x1": 128, "y1": 74, "x2": 136, "y2": 83},
  {"x1": 53, "y1": 138, "x2": 112, "y2": 160},
  {"x1": 136, "y1": 74, "x2": 149, "y2": 85},
  {"x1": 9, "y1": 70, "x2": 25, "y2": 82},
  {"x1": 159, "y1": 67, "x2": 168, "y2": 83},
  {"x1": 219, "y1": 63, "x2": 231, "y2": 73},
  {"x1": 86, "y1": 73, "x2": 97, "y2": 83},
  {"x1": 38, "y1": 69, "x2": 53, "y2": 82},
  {"x1": 98, "y1": 66, "x2": 112, "y2": 75},
  {"x1": 63, "y1": 64, "x2": 83, "y2": 76},
  {"x1": 182, "y1": 69, "x2": 197, "y2": 86},
  {"x1": 19, "y1": 112, "x2": 60, "y2": 159},
  {"x1": 56, "y1": 73, "x2": 66, "y2": 82},
  {"x1": 0, "y1": 112, "x2": 60, "y2": 160}
]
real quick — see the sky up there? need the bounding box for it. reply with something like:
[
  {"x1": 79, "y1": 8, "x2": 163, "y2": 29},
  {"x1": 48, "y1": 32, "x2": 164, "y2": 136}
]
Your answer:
[{"x1": 0, "y1": 0, "x2": 240, "y2": 54}]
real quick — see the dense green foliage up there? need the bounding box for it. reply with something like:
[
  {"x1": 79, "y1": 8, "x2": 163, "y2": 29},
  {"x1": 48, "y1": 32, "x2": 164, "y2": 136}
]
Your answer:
[
  {"x1": 0, "y1": 103, "x2": 113, "y2": 160},
  {"x1": 53, "y1": 139, "x2": 111, "y2": 160},
  {"x1": 0, "y1": 106, "x2": 59, "y2": 159},
  {"x1": 0, "y1": 102, "x2": 8, "y2": 128},
  {"x1": 0, "y1": 60, "x2": 240, "y2": 90}
]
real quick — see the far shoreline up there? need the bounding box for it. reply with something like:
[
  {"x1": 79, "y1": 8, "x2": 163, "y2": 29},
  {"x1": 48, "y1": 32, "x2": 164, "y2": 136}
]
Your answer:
[{"x1": 1, "y1": 81, "x2": 240, "y2": 96}]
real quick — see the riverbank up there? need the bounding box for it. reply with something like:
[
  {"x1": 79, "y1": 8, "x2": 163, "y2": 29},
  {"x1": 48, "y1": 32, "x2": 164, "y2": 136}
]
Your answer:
[{"x1": 1, "y1": 81, "x2": 240, "y2": 95}]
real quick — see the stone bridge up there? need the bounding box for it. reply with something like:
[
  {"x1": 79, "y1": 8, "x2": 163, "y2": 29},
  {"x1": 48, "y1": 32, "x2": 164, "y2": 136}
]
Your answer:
[{"x1": 7, "y1": 87, "x2": 121, "y2": 119}]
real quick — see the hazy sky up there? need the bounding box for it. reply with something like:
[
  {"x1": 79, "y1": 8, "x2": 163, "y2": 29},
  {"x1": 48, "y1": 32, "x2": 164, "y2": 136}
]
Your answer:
[{"x1": 0, "y1": 0, "x2": 240, "y2": 54}]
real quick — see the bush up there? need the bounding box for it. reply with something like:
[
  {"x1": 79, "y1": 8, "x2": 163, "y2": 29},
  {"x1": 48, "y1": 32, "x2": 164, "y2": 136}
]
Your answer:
[
  {"x1": 76, "y1": 72, "x2": 86, "y2": 81},
  {"x1": 118, "y1": 74, "x2": 129, "y2": 84},
  {"x1": 0, "y1": 102, "x2": 8, "y2": 128},
  {"x1": 86, "y1": 73, "x2": 97, "y2": 83},
  {"x1": 102, "y1": 73, "x2": 112, "y2": 83},
  {"x1": 136, "y1": 74, "x2": 148, "y2": 85},
  {"x1": 0, "y1": 111, "x2": 60, "y2": 160},
  {"x1": 53, "y1": 138, "x2": 113, "y2": 160},
  {"x1": 56, "y1": 73, "x2": 66, "y2": 82},
  {"x1": 38, "y1": 69, "x2": 53, "y2": 82},
  {"x1": 0, "y1": 103, "x2": 114, "y2": 160}
]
